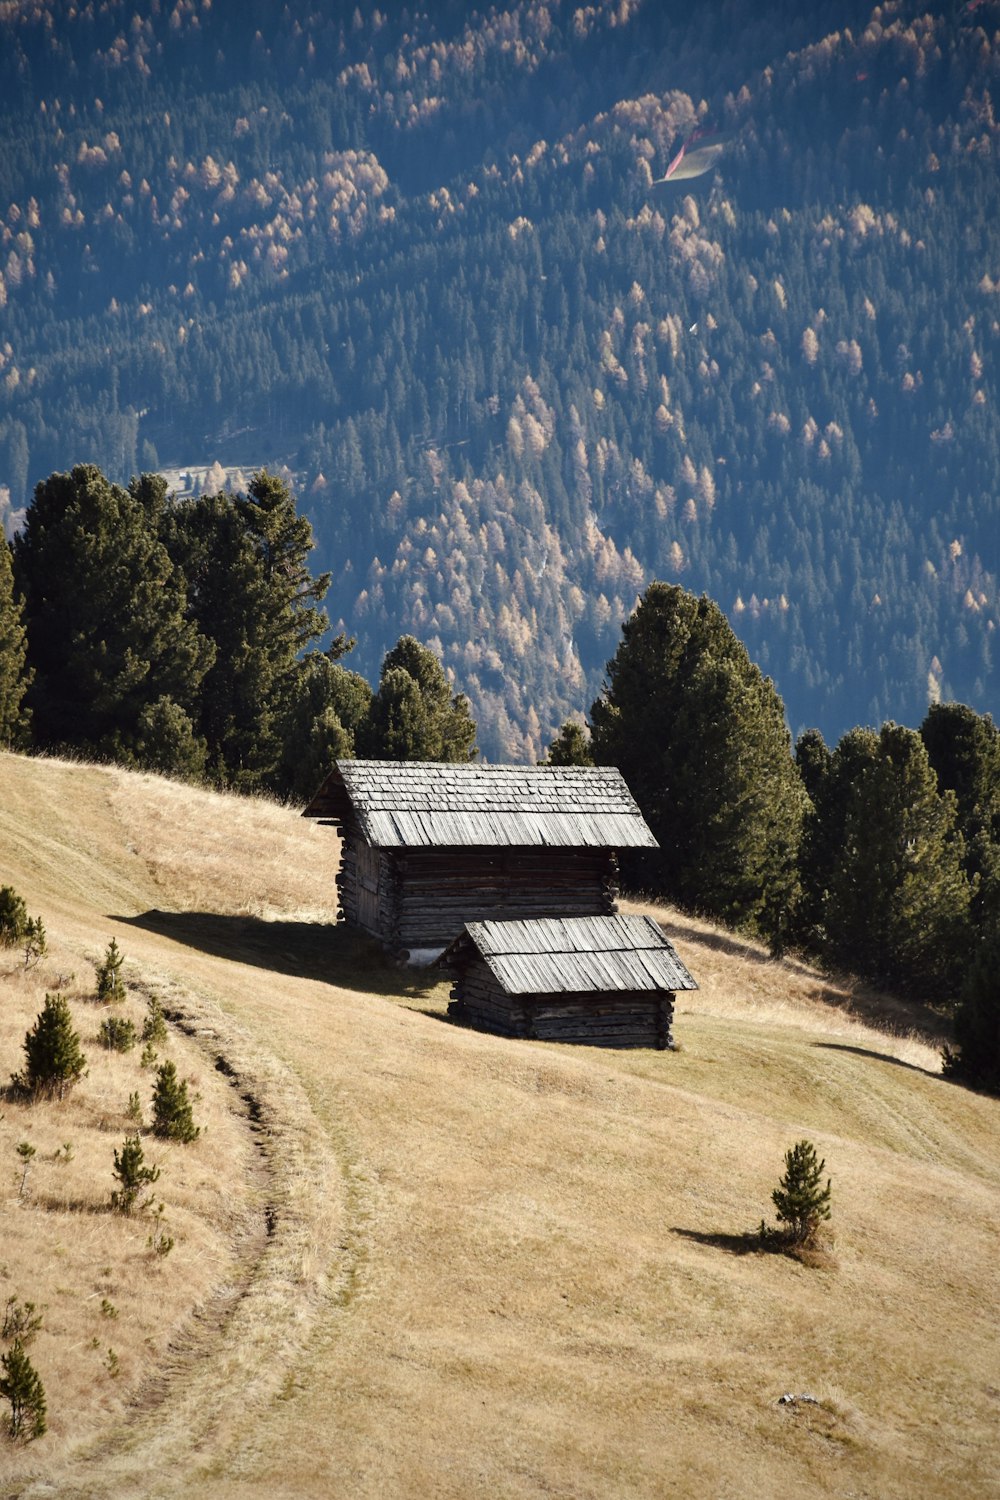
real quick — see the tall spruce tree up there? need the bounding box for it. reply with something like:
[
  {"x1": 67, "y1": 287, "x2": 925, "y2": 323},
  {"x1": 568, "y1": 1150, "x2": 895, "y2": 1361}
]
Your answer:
[
  {"x1": 0, "y1": 539, "x2": 31, "y2": 747},
  {"x1": 359, "y1": 636, "x2": 477, "y2": 762},
  {"x1": 589, "y1": 583, "x2": 806, "y2": 943},
  {"x1": 920, "y1": 703, "x2": 1000, "y2": 930},
  {"x1": 823, "y1": 723, "x2": 971, "y2": 996},
  {"x1": 13, "y1": 466, "x2": 212, "y2": 765},
  {"x1": 274, "y1": 650, "x2": 372, "y2": 800},
  {"x1": 162, "y1": 471, "x2": 330, "y2": 789},
  {"x1": 541, "y1": 720, "x2": 594, "y2": 766},
  {"x1": 945, "y1": 930, "x2": 1000, "y2": 1094},
  {"x1": 794, "y1": 726, "x2": 881, "y2": 956}
]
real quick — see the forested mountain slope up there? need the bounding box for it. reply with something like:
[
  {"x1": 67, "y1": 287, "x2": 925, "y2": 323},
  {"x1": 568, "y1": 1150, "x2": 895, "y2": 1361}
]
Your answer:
[{"x1": 0, "y1": 0, "x2": 998, "y2": 757}]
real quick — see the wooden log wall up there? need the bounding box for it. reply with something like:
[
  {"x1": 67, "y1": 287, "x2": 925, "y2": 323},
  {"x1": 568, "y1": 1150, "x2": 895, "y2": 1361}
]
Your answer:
[
  {"x1": 448, "y1": 959, "x2": 676, "y2": 1050},
  {"x1": 337, "y1": 838, "x2": 621, "y2": 952},
  {"x1": 393, "y1": 848, "x2": 619, "y2": 952}
]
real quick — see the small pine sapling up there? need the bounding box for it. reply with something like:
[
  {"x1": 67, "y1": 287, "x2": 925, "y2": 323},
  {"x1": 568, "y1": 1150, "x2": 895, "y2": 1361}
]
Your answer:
[
  {"x1": 147, "y1": 1202, "x2": 175, "y2": 1259},
  {"x1": 766, "y1": 1139, "x2": 832, "y2": 1249},
  {"x1": 110, "y1": 1134, "x2": 160, "y2": 1216},
  {"x1": 125, "y1": 1090, "x2": 144, "y2": 1125},
  {"x1": 0, "y1": 1339, "x2": 47, "y2": 1441},
  {"x1": 139, "y1": 1041, "x2": 158, "y2": 1070},
  {"x1": 15, "y1": 1143, "x2": 35, "y2": 1199},
  {"x1": 95, "y1": 938, "x2": 126, "y2": 1004},
  {"x1": 151, "y1": 1061, "x2": 200, "y2": 1143},
  {"x1": 98, "y1": 1015, "x2": 137, "y2": 1053},
  {"x1": 141, "y1": 995, "x2": 168, "y2": 1045},
  {"x1": 0, "y1": 887, "x2": 28, "y2": 949},
  {"x1": 2, "y1": 1298, "x2": 42, "y2": 1344},
  {"x1": 19, "y1": 994, "x2": 87, "y2": 1100},
  {"x1": 21, "y1": 917, "x2": 46, "y2": 970}
]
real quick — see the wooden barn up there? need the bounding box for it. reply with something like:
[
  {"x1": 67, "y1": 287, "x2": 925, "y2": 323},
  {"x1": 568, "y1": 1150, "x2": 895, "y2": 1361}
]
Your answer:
[
  {"x1": 441, "y1": 913, "x2": 697, "y2": 1048},
  {"x1": 301, "y1": 760, "x2": 658, "y2": 959}
]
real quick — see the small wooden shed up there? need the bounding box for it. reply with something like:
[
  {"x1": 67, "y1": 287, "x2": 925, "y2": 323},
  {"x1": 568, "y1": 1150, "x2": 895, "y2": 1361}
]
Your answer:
[
  {"x1": 302, "y1": 760, "x2": 658, "y2": 958},
  {"x1": 441, "y1": 913, "x2": 698, "y2": 1048}
]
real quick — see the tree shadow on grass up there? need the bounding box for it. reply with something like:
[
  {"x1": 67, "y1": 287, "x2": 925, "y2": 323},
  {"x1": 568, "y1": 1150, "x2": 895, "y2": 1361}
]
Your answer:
[
  {"x1": 645, "y1": 913, "x2": 778, "y2": 970},
  {"x1": 812, "y1": 1041, "x2": 938, "y2": 1075},
  {"x1": 671, "y1": 1226, "x2": 763, "y2": 1257},
  {"x1": 672, "y1": 1225, "x2": 836, "y2": 1268},
  {"x1": 110, "y1": 909, "x2": 442, "y2": 999}
]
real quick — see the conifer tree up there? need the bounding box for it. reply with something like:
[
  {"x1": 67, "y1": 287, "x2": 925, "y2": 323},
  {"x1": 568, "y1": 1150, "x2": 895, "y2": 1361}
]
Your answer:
[
  {"x1": 768, "y1": 1140, "x2": 832, "y2": 1248},
  {"x1": 944, "y1": 931, "x2": 1000, "y2": 1095},
  {"x1": 161, "y1": 470, "x2": 330, "y2": 789},
  {"x1": 0, "y1": 886, "x2": 28, "y2": 948},
  {"x1": 95, "y1": 937, "x2": 126, "y2": 1004},
  {"x1": 0, "y1": 1339, "x2": 47, "y2": 1441},
  {"x1": 359, "y1": 636, "x2": 477, "y2": 762},
  {"x1": 151, "y1": 1061, "x2": 200, "y2": 1142},
  {"x1": 921, "y1": 703, "x2": 1000, "y2": 928},
  {"x1": 110, "y1": 1133, "x2": 160, "y2": 1215},
  {"x1": 0, "y1": 539, "x2": 31, "y2": 748},
  {"x1": 274, "y1": 651, "x2": 372, "y2": 799},
  {"x1": 21, "y1": 994, "x2": 87, "y2": 1100},
  {"x1": 13, "y1": 465, "x2": 213, "y2": 764},
  {"x1": 590, "y1": 583, "x2": 806, "y2": 943},
  {"x1": 541, "y1": 720, "x2": 594, "y2": 766},
  {"x1": 823, "y1": 723, "x2": 971, "y2": 995}
]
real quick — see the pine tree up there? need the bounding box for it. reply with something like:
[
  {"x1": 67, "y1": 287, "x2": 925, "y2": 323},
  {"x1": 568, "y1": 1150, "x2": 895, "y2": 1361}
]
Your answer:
[
  {"x1": 0, "y1": 886, "x2": 28, "y2": 948},
  {"x1": 21, "y1": 994, "x2": 87, "y2": 1100},
  {"x1": 921, "y1": 703, "x2": 1000, "y2": 929},
  {"x1": 0, "y1": 539, "x2": 31, "y2": 748},
  {"x1": 95, "y1": 937, "x2": 126, "y2": 1004},
  {"x1": 151, "y1": 1061, "x2": 200, "y2": 1142},
  {"x1": 590, "y1": 583, "x2": 806, "y2": 943},
  {"x1": 541, "y1": 720, "x2": 594, "y2": 766},
  {"x1": 161, "y1": 470, "x2": 329, "y2": 789},
  {"x1": 0, "y1": 1339, "x2": 47, "y2": 1441},
  {"x1": 944, "y1": 931, "x2": 1000, "y2": 1094},
  {"x1": 99, "y1": 1015, "x2": 137, "y2": 1052},
  {"x1": 273, "y1": 652, "x2": 372, "y2": 800},
  {"x1": 359, "y1": 636, "x2": 477, "y2": 762},
  {"x1": 12, "y1": 465, "x2": 213, "y2": 764},
  {"x1": 823, "y1": 723, "x2": 971, "y2": 996},
  {"x1": 768, "y1": 1140, "x2": 832, "y2": 1248},
  {"x1": 110, "y1": 1133, "x2": 160, "y2": 1215}
]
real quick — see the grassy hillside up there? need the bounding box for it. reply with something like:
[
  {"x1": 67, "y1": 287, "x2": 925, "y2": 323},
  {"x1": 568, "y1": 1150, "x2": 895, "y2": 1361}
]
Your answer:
[{"x1": 1, "y1": 751, "x2": 997, "y2": 1498}]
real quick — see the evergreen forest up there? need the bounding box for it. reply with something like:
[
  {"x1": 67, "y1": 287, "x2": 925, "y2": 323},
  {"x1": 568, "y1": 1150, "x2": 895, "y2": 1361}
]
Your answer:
[{"x1": 0, "y1": 0, "x2": 998, "y2": 760}]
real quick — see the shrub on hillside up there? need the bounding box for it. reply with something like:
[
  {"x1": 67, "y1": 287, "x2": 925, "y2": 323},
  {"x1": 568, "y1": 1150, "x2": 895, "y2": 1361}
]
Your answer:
[
  {"x1": 99, "y1": 1015, "x2": 137, "y2": 1053},
  {"x1": 0, "y1": 1340, "x2": 46, "y2": 1442},
  {"x1": 0, "y1": 886, "x2": 28, "y2": 947},
  {"x1": 95, "y1": 937, "x2": 126, "y2": 1003},
  {"x1": 763, "y1": 1139, "x2": 832, "y2": 1251},
  {"x1": 16, "y1": 994, "x2": 87, "y2": 1100},
  {"x1": 110, "y1": 1134, "x2": 160, "y2": 1216},
  {"x1": 151, "y1": 1061, "x2": 199, "y2": 1142}
]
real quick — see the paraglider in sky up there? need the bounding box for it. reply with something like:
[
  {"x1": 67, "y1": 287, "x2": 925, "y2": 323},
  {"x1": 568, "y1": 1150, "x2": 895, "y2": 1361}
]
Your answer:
[{"x1": 652, "y1": 127, "x2": 731, "y2": 185}]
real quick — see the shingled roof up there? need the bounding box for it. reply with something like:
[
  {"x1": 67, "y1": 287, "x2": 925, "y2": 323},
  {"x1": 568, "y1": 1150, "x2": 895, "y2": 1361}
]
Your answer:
[
  {"x1": 302, "y1": 760, "x2": 658, "y2": 850},
  {"x1": 441, "y1": 914, "x2": 698, "y2": 995}
]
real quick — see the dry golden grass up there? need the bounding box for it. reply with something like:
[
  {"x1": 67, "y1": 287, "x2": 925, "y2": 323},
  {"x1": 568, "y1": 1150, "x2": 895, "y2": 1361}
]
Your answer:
[{"x1": 1, "y1": 749, "x2": 998, "y2": 1500}]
